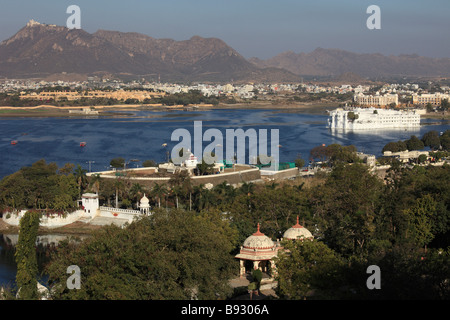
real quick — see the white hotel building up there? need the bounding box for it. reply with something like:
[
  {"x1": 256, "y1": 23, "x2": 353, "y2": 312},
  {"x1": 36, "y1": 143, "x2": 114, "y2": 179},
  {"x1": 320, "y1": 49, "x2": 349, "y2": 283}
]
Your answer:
[{"x1": 327, "y1": 107, "x2": 421, "y2": 130}]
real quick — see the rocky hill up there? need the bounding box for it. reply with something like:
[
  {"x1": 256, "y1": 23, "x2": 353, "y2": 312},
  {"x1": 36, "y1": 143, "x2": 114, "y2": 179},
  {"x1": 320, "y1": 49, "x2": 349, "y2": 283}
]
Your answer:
[{"x1": 0, "y1": 20, "x2": 300, "y2": 83}]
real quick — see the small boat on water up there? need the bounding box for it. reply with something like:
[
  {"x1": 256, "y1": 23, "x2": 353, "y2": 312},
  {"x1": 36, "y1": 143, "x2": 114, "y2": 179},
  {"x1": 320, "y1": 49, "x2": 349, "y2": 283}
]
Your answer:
[
  {"x1": 80, "y1": 142, "x2": 86, "y2": 147},
  {"x1": 11, "y1": 140, "x2": 18, "y2": 145}
]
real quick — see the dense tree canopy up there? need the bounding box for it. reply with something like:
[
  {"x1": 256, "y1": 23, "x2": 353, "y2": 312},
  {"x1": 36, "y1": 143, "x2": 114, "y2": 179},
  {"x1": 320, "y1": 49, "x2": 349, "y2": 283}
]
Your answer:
[
  {"x1": 0, "y1": 160, "x2": 79, "y2": 213},
  {"x1": 44, "y1": 209, "x2": 238, "y2": 300}
]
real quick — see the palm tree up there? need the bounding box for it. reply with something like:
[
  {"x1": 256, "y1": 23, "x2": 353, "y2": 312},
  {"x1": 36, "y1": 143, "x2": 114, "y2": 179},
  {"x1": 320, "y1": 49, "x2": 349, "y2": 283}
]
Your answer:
[
  {"x1": 192, "y1": 184, "x2": 216, "y2": 211},
  {"x1": 74, "y1": 164, "x2": 88, "y2": 198},
  {"x1": 213, "y1": 181, "x2": 236, "y2": 205},
  {"x1": 151, "y1": 183, "x2": 168, "y2": 208},
  {"x1": 89, "y1": 173, "x2": 102, "y2": 194},
  {"x1": 113, "y1": 178, "x2": 125, "y2": 208},
  {"x1": 168, "y1": 170, "x2": 192, "y2": 209},
  {"x1": 129, "y1": 183, "x2": 145, "y2": 209}
]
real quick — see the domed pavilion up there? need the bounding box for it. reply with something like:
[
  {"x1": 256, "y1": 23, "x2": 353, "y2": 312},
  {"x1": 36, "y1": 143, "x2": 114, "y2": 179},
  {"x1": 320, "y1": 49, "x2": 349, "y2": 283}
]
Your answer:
[
  {"x1": 139, "y1": 194, "x2": 150, "y2": 215},
  {"x1": 235, "y1": 223, "x2": 281, "y2": 278}
]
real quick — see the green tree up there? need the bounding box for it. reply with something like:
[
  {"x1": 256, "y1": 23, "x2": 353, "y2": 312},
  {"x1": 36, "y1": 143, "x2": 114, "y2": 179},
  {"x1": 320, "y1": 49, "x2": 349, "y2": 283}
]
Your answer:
[
  {"x1": 275, "y1": 239, "x2": 344, "y2": 299},
  {"x1": 196, "y1": 159, "x2": 214, "y2": 175},
  {"x1": 129, "y1": 183, "x2": 145, "y2": 209},
  {"x1": 294, "y1": 157, "x2": 305, "y2": 168},
  {"x1": 0, "y1": 160, "x2": 79, "y2": 212},
  {"x1": 309, "y1": 164, "x2": 383, "y2": 259},
  {"x1": 405, "y1": 135, "x2": 424, "y2": 151},
  {"x1": 142, "y1": 159, "x2": 157, "y2": 167},
  {"x1": 74, "y1": 164, "x2": 88, "y2": 198},
  {"x1": 441, "y1": 99, "x2": 449, "y2": 111},
  {"x1": 44, "y1": 209, "x2": 238, "y2": 300},
  {"x1": 110, "y1": 157, "x2": 125, "y2": 169},
  {"x1": 422, "y1": 131, "x2": 441, "y2": 151},
  {"x1": 151, "y1": 183, "x2": 168, "y2": 208},
  {"x1": 347, "y1": 111, "x2": 359, "y2": 121},
  {"x1": 439, "y1": 130, "x2": 450, "y2": 151},
  {"x1": 382, "y1": 141, "x2": 407, "y2": 153},
  {"x1": 15, "y1": 210, "x2": 40, "y2": 300},
  {"x1": 404, "y1": 195, "x2": 437, "y2": 250}
]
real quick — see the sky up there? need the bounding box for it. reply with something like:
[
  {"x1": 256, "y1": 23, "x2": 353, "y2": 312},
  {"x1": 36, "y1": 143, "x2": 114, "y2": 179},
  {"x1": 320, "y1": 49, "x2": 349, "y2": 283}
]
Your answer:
[{"x1": 0, "y1": 0, "x2": 449, "y2": 59}]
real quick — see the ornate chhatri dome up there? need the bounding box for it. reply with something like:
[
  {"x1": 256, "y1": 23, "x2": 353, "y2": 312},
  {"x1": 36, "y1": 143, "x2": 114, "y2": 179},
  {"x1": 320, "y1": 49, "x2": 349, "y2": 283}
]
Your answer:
[
  {"x1": 242, "y1": 223, "x2": 275, "y2": 250},
  {"x1": 140, "y1": 194, "x2": 149, "y2": 206},
  {"x1": 283, "y1": 216, "x2": 313, "y2": 240},
  {"x1": 139, "y1": 194, "x2": 150, "y2": 214},
  {"x1": 235, "y1": 223, "x2": 279, "y2": 261}
]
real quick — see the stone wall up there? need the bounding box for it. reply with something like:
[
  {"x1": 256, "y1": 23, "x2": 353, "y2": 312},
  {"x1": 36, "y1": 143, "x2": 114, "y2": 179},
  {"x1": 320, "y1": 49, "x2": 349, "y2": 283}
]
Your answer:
[
  {"x1": 98, "y1": 206, "x2": 143, "y2": 223},
  {"x1": 2, "y1": 209, "x2": 85, "y2": 228},
  {"x1": 89, "y1": 166, "x2": 262, "y2": 188},
  {"x1": 260, "y1": 168, "x2": 299, "y2": 181}
]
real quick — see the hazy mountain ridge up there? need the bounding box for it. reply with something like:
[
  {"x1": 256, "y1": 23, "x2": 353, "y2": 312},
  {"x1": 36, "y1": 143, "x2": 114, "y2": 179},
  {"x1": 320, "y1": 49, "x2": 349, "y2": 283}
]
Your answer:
[
  {"x1": 1, "y1": 21, "x2": 449, "y2": 82},
  {"x1": 249, "y1": 48, "x2": 450, "y2": 78}
]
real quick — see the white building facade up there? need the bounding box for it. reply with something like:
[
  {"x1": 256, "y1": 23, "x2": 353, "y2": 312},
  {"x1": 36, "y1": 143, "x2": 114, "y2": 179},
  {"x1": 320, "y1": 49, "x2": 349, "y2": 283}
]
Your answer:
[{"x1": 327, "y1": 107, "x2": 420, "y2": 130}]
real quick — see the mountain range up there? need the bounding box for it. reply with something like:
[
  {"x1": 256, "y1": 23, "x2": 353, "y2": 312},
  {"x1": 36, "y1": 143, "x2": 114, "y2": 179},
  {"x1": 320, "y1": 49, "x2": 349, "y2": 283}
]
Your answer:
[
  {"x1": 1, "y1": 20, "x2": 449, "y2": 83},
  {"x1": 249, "y1": 48, "x2": 450, "y2": 79},
  {"x1": 0, "y1": 20, "x2": 300, "y2": 83}
]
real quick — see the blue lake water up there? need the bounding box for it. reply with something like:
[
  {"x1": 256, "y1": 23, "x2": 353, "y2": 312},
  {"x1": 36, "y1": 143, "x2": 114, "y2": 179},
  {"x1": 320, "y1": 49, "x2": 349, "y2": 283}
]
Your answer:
[
  {"x1": 0, "y1": 108, "x2": 448, "y2": 178},
  {"x1": 0, "y1": 107, "x2": 449, "y2": 288}
]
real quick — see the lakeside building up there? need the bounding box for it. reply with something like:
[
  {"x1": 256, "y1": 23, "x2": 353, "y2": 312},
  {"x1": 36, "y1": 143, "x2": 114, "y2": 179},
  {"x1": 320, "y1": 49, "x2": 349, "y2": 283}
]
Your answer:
[
  {"x1": 19, "y1": 89, "x2": 165, "y2": 102},
  {"x1": 382, "y1": 150, "x2": 431, "y2": 163},
  {"x1": 327, "y1": 107, "x2": 420, "y2": 130},
  {"x1": 354, "y1": 92, "x2": 398, "y2": 107},
  {"x1": 412, "y1": 93, "x2": 450, "y2": 106}
]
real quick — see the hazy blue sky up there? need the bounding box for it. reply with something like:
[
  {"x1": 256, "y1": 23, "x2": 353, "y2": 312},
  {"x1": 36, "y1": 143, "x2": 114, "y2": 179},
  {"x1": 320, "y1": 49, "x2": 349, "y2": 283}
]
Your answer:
[{"x1": 1, "y1": 0, "x2": 449, "y2": 59}]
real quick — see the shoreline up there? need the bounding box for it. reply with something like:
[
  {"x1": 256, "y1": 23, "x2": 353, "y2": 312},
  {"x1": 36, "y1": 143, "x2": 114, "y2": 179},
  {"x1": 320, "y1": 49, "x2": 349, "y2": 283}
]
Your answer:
[
  {"x1": 0, "y1": 102, "x2": 335, "y2": 117},
  {"x1": 0, "y1": 102, "x2": 446, "y2": 119}
]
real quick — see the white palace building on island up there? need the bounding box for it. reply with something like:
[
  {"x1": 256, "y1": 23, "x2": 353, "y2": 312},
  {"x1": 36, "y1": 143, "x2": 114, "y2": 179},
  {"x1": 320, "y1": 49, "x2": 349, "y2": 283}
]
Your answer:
[{"x1": 327, "y1": 107, "x2": 421, "y2": 130}]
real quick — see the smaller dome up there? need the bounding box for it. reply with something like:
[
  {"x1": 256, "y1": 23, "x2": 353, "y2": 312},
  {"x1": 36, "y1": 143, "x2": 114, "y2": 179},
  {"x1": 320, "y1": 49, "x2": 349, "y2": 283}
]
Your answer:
[
  {"x1": 140, "y1": 194, "x2": 149, "y2": 205},
  {"x1": 283, "y1": 216, "x2": 313, "y2": 240}
]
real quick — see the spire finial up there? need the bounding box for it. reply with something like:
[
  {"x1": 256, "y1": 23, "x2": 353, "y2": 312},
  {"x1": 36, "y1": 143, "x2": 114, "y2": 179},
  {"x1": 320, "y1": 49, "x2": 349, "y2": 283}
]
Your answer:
[
  {"x1": 293, "y1": 215, "x2": 303, "y2": 228},
  {"x1": 253, "y1": 223, "x2": 264, "y2": 236}
]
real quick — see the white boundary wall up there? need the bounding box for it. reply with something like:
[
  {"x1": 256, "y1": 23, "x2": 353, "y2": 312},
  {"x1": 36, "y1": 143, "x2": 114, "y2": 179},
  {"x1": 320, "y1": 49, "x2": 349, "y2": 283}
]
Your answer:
[{"x1": 2, "y1": 209, "x2": 85, "y2": 228}]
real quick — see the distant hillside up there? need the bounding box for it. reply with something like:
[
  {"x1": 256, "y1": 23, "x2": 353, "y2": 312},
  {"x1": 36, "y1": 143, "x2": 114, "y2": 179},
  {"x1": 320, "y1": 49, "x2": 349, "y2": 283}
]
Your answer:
[
  {"x1": 0, "y1": 20, "x2": 300, "y2": 83},
  {"x1": 249, "y1": 48, "x2": 450, "y2": 79}
]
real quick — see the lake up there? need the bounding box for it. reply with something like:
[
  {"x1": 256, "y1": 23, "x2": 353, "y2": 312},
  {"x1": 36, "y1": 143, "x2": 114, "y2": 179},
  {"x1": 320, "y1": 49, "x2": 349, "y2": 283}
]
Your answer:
[{"x1": 0, "y1": 108, "x2": 448, "y2": 178}]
